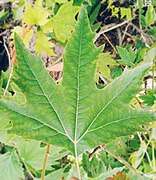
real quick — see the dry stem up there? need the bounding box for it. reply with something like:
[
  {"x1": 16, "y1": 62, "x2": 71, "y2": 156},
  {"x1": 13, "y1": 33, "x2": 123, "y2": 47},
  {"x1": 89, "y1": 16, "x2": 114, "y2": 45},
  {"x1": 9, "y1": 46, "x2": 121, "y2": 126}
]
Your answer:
[{"x1": 41, "y1": 144, "x2": 50, "y2": 180}]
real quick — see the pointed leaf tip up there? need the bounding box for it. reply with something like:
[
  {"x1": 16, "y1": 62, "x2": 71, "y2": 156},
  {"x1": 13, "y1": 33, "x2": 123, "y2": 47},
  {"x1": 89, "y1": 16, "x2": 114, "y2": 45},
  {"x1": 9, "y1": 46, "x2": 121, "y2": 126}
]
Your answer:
[{"x1": 14, "y1": 32, "x2": 20, "y2": 44}]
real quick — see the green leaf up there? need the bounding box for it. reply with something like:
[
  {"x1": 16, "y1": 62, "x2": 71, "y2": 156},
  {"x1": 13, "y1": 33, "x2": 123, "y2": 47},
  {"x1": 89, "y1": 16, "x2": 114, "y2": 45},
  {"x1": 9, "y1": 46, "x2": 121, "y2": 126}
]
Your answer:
[
  {"x1": 74, "y1": 0, "x2": 92, "y2": 6},
  {"x1": 23, "y1": 3, "x2": 49, "y2": 26},
  {"x1": 44, "y1": 168, "x2": 68, "y2": 180},
  {"x1": 145, "y1": 5, "x2": 156, "y2": 26},
  {"x1": 112, "y1": 7, "x2": 119, "y2": 18},
  {"x1": 110, "y1": 66, "x2": 123, "y2": 79},
  {"x1": 89, "y1": 3, "x2": 101, "y2": 31},
  {"x1": 51, "y1": 1, "x2": 80, "y2": 42},
  {"x1": 87, "y1": 167, "x2": 125, "y2": 180},
  {"x1": 42, "y1": 20, "x2": 54, "y2": 33},
  {"x1": 0, "y1": 151, "x2": 24, "y2": 180},
  {"x1": 0, "y1": 6, "x2": 155, "y2": 178},
  {"x1": 0, "y1": 10, "x2": 9, "y2": 21},
  {"x1": 35, "y1": 31, "x2": 55, "y2": 56},
  {"x1": 128, "y1": 170, "x2": 150, "y2": 180},
  {"x1": 130, "y1": 141, "x2": 147, "y2": 168},
  {"x1": 11, "y1": 26, "x2": 33, "y2": 48},
  {"x1": 82, "y1": 153, "x2": 105, "y2": 177},
  {"x1": 106, "y1": 137, "x2": 128, "y2": 155},
  {"x1": 140, "y1": 91, "x2": 156, "y2": 106},
  {"x1": 12, "y1": 0, "x2": 25, "y2": 21},
  {"x1": 5, "y1": 82, "x2": 26, "y2": 105},
  {"x1": 120, "y1": 8, "x2": 132, "y2": 21},
  {"x1": 144, "y1": 46, "x2": 156, "y2": 62},
  {"x1": 148, "y1": 27, "x2": 156, "y2": 39},
  {"x1": 152, "y1": 101, "x2": 156, "y2": 112},
  {"x1": 67, "y1": 164, "x2": 86, "y2": 179},
  {"x1": 15, "y1": 139, "x2": 67, "y2": 171},
  {"x1": 117, "y1": 46, "x2": 136, "y2": 67},
  {"x1": 16, "y1": 140, "x2": 48, "y2": 171},
  {"x1": 56, "y1": 0, "x2": 67, "y2": 3},
  {"x1": 97, "y1": 53, "x2": 118, "y2": 78}
]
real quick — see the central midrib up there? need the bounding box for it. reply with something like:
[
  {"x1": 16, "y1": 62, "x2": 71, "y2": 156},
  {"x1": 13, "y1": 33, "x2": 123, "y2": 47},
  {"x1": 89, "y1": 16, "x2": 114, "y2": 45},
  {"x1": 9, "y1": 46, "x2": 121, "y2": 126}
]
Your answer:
[{"x1": 74, "y1": 21, "x2": 83, "y2": 143}]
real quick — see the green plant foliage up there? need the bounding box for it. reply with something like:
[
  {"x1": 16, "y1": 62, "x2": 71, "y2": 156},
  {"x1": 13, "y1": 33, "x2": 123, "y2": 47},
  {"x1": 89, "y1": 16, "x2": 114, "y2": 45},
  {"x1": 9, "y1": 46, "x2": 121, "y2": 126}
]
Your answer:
[
  {"x1": 11, "y1": 26, "x2": 33, "y2": 48},
  {"x1": 144, "y1": 46, "x2": 156, "y2": 62},
  {"x1": 110, "y1": 66, "x2": 123, "y2": 79},
  {"x1": 89, "y1": 3, "x2": 101, "y2": 31},
  {"x1": 23, "y1": 2, "x2": 49, "y2": 26},
  {"x1": 83, "y1": 153, "x2": 105, "y2": 177},
  {"x1": 111, "y1": 7, "x2": 119, "y2": 18},
  {"x1": 117, "y1": 46, "x2": 136, "y2": 67},
  {"x1": 97, "y1": 53, "x2": 118, "y2": 79},
  {"x1": 152, "y1": 102, "x2": 156, "y2": 112},
  {"x1": 44, "y1": 168, "x2": 67, "y2": 180},
  {"x1": 0, "y1": 6, "x2": 155, "y2": 178},
  {"x1": 0, "y1": 10, "x2": 9, "y2": 21},
  {"x1": 140, "y1": 91, "x2": 156, "y2": 107},
  {"x1": 148, "y1": 27, "x2": 156, "y2": 39},
  {"x1": 56, "y1": 0, "x2": 68, "y2": 3},
  {"x1": 0, "y1": 151, "x2": 24, "y2": 180},
  {"x1": 82, "y1": 152, "x2": 125, "y2": 178},
  {"x1": 145, "y1": 5, "x2": 156, "y2": 26},
  {"x1": 11, "y1": 0, "x2": 25, "y2": 21},
  {"x1": 35, "y1": 30, "x2": 55, "y2": 56},
  {"x1": 15, "y1": 139, "x2": 68, "y2": 172},
  {"x1": 74, "y1": 0, "x2": 92, "y2": 6},
  {"x1": 50, "y1": 1, "x2": 80, "y2": 42},
  {"x1": 110, "y1": 6, "x2": 132, "y2": 20},
  {"x1": 120, "y1": 8, "x2": 132, "y2": 21},
  {"x1": 16, "y1": 140, "x2": 50, "y2": 171},
  {"x1": 130, "y1": 141, "x2": 147, "y2": 168},
  {"x1": 106, "y1": 137, "x2": 128, "y2": 156}
]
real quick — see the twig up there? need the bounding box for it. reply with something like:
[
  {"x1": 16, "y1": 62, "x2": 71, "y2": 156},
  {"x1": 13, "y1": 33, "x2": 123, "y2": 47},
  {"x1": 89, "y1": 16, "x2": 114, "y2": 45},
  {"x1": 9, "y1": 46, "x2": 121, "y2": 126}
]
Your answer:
[
  {"x1": 0, "y1": 30, "x2": 9, "y2": 37},
  {"x1": 101, "y1": 144, "x2": 144, "y2": 179},
  {"x1": 117, "y1": 28, "x2": 122, "y2": 47},
  {"x1": 94, "y1": 20, "x2": 129, "y2": 43},
  {"x1": 3, "y1": 37, "x2": 13, "y2": 96},
  {"x1": 129, "y1": 22, "x2": 150, "y2": 48},
  {"x1": 121, "y1": 21, "x2": 132, "y2": 44},
  {"x1": 3, "y1": 23, "x2": 34, "y2": 96},
  {"x1": 41, "y1": 144, "x2": 50, "y2": 180},
  {"x1": 53, "y1": 55, "x2": 63, "y2": 65},
  {"x1": 137, "y1": 132, "x2": 153, "y2": 170},
  {"x1": 89, "y1": 146, "x2": 101, "y2": 159},
  {"x1": 135, "y1": 97, "x2": 143, "y2": 108},
  {"x1": 96, "y1": 72, "x2": 110, "y2": 85},
  {"x1": 102, "y1": 34, "x2": 118, "y2": 55},
  {"x1": 22, "y1": 23, "x2": 33, "y2": 39},
  {"x1": 122, "y1": 31, "x2": 133, "y2": 38}
]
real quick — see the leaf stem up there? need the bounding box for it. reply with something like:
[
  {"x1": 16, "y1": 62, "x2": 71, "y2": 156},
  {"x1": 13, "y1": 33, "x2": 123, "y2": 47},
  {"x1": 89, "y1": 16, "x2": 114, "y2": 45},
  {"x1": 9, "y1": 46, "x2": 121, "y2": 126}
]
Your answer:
[
  {"x1": 41, "y1": 144, "x2": 50, "y2": 180},
  {"x1": 74, "y1": 142, "x2": 81, "y2": 180}
]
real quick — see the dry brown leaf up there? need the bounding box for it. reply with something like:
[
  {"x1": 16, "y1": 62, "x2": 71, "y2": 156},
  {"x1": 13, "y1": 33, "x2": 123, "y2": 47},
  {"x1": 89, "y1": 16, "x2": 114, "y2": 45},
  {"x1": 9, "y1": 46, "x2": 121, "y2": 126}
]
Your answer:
[{"x1": 47, "y1": 62, "x2": 63, "y2": 72}]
